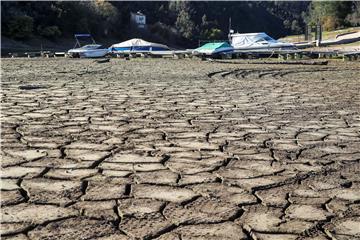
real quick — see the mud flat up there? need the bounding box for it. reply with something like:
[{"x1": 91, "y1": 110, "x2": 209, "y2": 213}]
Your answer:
[{"x1": 1, "y1": 58, "x2": 360, "y2": 240}]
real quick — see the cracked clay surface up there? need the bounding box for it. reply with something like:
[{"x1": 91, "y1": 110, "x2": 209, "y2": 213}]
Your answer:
[{"x1": 1, "y1": 58, "x2": 360, "y2": 240}]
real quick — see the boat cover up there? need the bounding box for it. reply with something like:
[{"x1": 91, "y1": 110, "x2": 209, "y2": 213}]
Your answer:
[
  {"x1": 192, "y1": 42, "x2": 234, "y2": 55},
  {"x1": 230, "y1": 32, "x2": 293, "y2": 49},
  {"x1": 109, "y1": 38, "x2": 170, "y2": 52}
]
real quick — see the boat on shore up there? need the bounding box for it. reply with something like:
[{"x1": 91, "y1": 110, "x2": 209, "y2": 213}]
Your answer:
[
  {"x1": 68, "y1": 44, "x2": 109, "y2": 58},
  {"x1": 67, "y1": 34, "x2": 109, "y2": 58},
  {"x1": 229, "y1": 32, "x2": 295, "y2": 52},
  {"x1": 109, "y1": 38, "x2": 171, "y2": 53},
  {"x1": 192, "y1": 42, "x2": 234, "y2": 56}
]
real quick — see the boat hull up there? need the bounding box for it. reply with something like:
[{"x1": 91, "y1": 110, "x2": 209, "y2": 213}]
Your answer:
[
  {"x1": 232, "y1": 43, "x2": 296, "y2": 52},
  {"x1": 192, "y1": 47, "x2": 234, "y2": 56},
  {"x1": 68, "y1": 49, "x2": 109, "y2": 58},
  {"x1": 109, "y1": 47, "x2": 170, "y2": 54}
]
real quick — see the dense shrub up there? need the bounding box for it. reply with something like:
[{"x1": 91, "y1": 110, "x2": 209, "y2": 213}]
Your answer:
[
  {"x1": 201, "y1": 28, "x2": 223, "y2": 40},
  {"x1": 291, "y1": 20, "x2": 302, "y2": 34},
  {"x1": 38, "y1": 25, "x2": 61, "y2": 39},
  {"x1": 2, "y1": 1, "x2": 359, "y2": 46},
  {"x1": 307, "y1": 1, "x2": 352, "y2": 30},
  {"x1": 346, "y1": 2, "x2": 360, "y2": 26},
  {"x1": 7, "y1": 15, "x2": 34, "y2": 39}
]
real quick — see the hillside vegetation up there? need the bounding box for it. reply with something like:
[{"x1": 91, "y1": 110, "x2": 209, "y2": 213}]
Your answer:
[{"x1": 1, "y1": 1, "x2": 360, "y2": 48}]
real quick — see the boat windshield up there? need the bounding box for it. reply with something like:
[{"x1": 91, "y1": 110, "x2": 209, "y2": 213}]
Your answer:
[
  {"x1": 263, "y1": 36, "x2": 275, "y2": 41},
  {"x1": 81, "y1": 44, "x2": 102, "y2": 49},
  {"x1": 255, "y1": 36, "x2": 275, "y2": 43}
]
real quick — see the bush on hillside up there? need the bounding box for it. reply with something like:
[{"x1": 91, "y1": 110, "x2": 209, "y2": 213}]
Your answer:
[
  {"x1": 38, "y1": 25, "x2": 62, "y2": 39},
  {"x1": 308, "y1": 1, "x2": 352, "y2": 30},
  {"x1": 175, "y1": 9, "x2": 195, "y2": 39},
  {"x1": 201, "y1": 28, "x2": 223, "y2": 40},
  {"x1": 291, "y1": 20, "x2": 302, "y2": 34},
  {"x1": 346, "y1": 2, "x2": 360, "y2": 26},
  {"x1": 322, "y1": 16, "x2": 341, "y2": 31},
  {"x1": 7, "y1": 15, "x2": 34, "y2": 39}
]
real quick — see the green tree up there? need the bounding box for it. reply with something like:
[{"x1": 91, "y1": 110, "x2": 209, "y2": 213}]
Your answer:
[
  {"x1": 93, "y1": 1, "x2": 120, "y2": 36},
  {"x1": 204, "y1": 28, "x2": 222, "y2": 40},
  {"x1": 346, "y1": 2, "x2": 360, "y2": 26},
  {"x1": 37, "y1": 25, "x2": 61, "y2": 39},
  {"x1": 308, "y1": 1, "x2": 352, "y2": 30},
  {"x1": 7, "y1": 15, "x2": 34, "y2": 39},
  {"x1": 176, "y1": 9, "x2": 195, "y2": 39},
  {"x1": 291, "y1": 20, "x2": 302, "y2": 34},
  {"x1": 283, "y1": 19, "x2": 291, "y2": 30}
]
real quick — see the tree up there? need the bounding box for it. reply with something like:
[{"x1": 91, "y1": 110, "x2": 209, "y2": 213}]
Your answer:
[
  {"x1": 201, "y1": 14, "x2": 208, "y2": 27},
  {"x1": 291, "y1": 20, "x2": 302, "y2": 34},
  {"x1": 176, "y1": 9, "x2": 195, "y2": 39},
  {"x1": 37, "y1": 25, "x2": 61, "y2": 39},
  {"x1": 346, "y1": 1, "x2": 360, "y2": 26},
  {"x1": 202, "y1": 28, "x2": 222, "y2": 40},
  {"x1": 93, "y1": 1, "x2": 120, "y2": 36},
  {"x1": 283, "y1": 19, "x2": 291, "y2": 30},
  {"x1": 7, "y1": 15, "x2": 33, "y2": 39},
  {"x1": 308, "y1": 1, "x2": 352, "y2": 30}
]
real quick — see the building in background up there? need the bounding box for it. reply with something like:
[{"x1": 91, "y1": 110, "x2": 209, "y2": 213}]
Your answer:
[{"x1": 130, "y1": 11, "x2": 146, "y2": 29}]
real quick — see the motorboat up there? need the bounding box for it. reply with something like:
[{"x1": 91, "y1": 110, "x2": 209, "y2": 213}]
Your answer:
[
  {"x1": 229, "y1": 32, "x2": 295, "y2": 52},
  {"x1": 67, "y1": 34, "x2": 109, "y2": 58},
  {"x1": 192, "y1": 42, "x2": 234, "y2": 56},
  {"x1": 109, "y1": 38, "x2": 170, "y2": 53},
  {"x1": 68, "y1": 44, "x2": 109, "y2": 58}
]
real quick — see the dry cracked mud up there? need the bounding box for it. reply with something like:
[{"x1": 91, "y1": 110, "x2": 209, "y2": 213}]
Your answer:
[{"x1": 1, "y1": 58, "x2": 360, "y2": 240}]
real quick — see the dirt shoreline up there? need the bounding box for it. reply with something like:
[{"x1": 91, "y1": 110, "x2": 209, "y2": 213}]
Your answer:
[{"x1": 1, "y1": 58, "x2": 360, "y2": 239}]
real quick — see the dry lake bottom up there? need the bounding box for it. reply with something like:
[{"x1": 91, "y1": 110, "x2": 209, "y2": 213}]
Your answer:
[{"x1": 1, "y1": 58, "x2": 360, "y2": 240}]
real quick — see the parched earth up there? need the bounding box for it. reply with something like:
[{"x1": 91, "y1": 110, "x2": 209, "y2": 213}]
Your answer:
[{"x1": 1, "y1": 58, "x2": 360, "y2": 240}]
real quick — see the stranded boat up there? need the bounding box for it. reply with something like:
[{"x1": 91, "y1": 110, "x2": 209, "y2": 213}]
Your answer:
[
  {"x1": 109, "y1": 38, "x2": 170, "y2": 53},
  {"x1": 67, "y1": 34, "x2": 109, "y2": 58},
  {"x1": 68, "y1": 44, "x2": 109, "y2": 58},
  {"x1": 229, "y1": 32, "x2": 295, "y2": 52},
  {"x1": 192, "y1": 42, "x2": 234, "y2": 56}
]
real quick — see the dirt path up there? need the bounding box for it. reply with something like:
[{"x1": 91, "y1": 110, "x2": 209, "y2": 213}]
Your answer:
[{"x1": 1, "y1": 58, "x2": 360, "y2": 240}]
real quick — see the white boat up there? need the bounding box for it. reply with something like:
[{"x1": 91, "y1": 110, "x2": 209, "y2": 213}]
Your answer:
[
  {"x1": 229, "y1": 32, "x2": 295, "y2": 52},
  {"x1": 67, "y1": 34, "x2": 109, "y2": 58},
  {"x1": 68, "y1": 44, "x2": 109, "y2": 58},
  {"x1": 109, "y1": 38, "x2": 170, "y2": 53}
]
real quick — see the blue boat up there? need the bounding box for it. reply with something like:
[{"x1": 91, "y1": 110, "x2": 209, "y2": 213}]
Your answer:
[{"x1": 109, "y1": 38, "x2": 170, "y2": 53}]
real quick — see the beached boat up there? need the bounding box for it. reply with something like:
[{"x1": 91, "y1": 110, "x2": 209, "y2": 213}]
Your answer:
[
  {"x1": 229, "y1": 32, "x2": 295, "y2": 52},
  {"x1": 109, "y1": 38, "x2": 170, "y2": 53},
  {"x1": 192, "y1": 42, "x2": 234, "y2": 56},
  {"x1": 68, "y1": 44, "x2": 109, "y2": 58},
  {"x1": 67, "y1": 34, "x2": 109, "y2": 58}
]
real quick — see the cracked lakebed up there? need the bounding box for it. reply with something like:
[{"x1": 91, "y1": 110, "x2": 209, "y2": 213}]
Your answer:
[{"x1": 1, "y1": 58, "x2": 360, "y2": 240}]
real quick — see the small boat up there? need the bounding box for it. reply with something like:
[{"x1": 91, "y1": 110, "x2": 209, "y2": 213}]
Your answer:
[
  {"x1": 109, "y1": 38, "x2": 170, "y2": 53},
  {"x1": 68, "y1": 44, "x2": 109, "y2": 58},
  {"x1": 67, "y1": 34, "x2": 109, "y2": 58},
  {"x1": 229, "y1": 32, "x2": 295, "y2": 52},
  {"x1": 192, "y1": 42, "x2": 234, "y2": 56}
]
